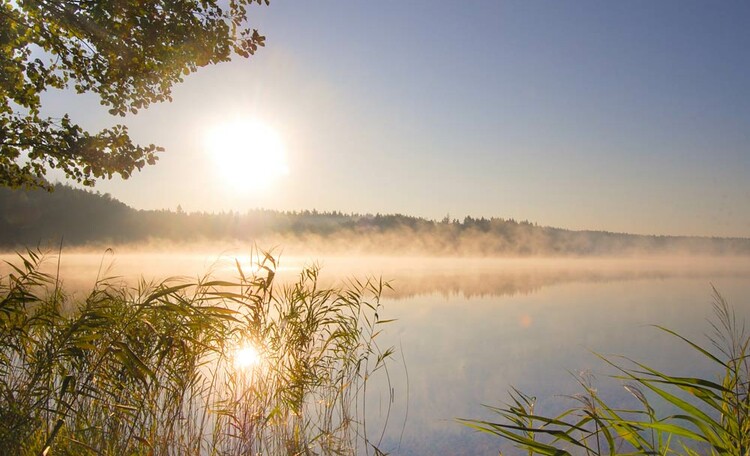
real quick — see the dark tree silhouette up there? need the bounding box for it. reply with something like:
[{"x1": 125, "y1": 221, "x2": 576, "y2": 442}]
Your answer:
[{"x1": 2, "y1": 185, "x2": 748, "y2": 256}]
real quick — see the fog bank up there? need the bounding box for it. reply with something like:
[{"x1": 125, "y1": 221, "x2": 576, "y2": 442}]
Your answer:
[{"x1": 3, "y1": 249, "x2": 749, "y2": 300}]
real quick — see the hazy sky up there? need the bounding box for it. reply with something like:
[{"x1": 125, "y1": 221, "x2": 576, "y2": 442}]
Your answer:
[{"x1": 44, "y1": 1, "x2": 750, "y2": 237}]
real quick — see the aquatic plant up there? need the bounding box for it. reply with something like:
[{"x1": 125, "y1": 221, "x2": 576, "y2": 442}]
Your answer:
[
  {"x1": 0, "y1": 249, "x2": 395, "y2": 455},
  {"x1": 460, "y1": 287, "x2": 749, "y2": 456}
]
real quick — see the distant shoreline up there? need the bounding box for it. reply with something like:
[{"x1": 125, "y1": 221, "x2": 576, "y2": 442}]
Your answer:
[{"x1": 2, "y1": 184, "x2": 749, "y2": 256}]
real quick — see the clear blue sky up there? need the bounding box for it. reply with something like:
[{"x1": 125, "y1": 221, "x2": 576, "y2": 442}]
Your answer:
[{"x1": 46, "y1": 0, "x2": 750, "y2": 237}]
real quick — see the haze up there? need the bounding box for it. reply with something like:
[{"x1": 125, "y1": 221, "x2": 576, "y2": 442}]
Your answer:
[
  {"x1": 4, "y1": 249, "x2": 749, "y2": 301},
  {"x1": 39, "y1": 1, "x2": 750, "y2": 238},
  {"x1": 6, "y1": 3, "x2": 750, "y2": 454}
]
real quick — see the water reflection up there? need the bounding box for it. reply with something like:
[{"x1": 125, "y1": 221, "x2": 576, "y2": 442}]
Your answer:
[
  {"x1": 2, "y1": 252, "x2": 750, "y2": 454},
  {"x1": 5, "y1": 252, "x2": 748, "y2": 300},
  {"x1": 234, "y1": 343, "x2": 262, "y2": 370},
  {"x1": 371, "y1": 257, "x2": 750, "y2": 299},
  {"x1": 374, "y1": 275, "x2": 750, "y2": 455}
]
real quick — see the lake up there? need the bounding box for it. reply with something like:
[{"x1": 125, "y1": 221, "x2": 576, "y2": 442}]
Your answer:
[{"x1": 2, "y1": 250, "x2": 749, "y2": 455}]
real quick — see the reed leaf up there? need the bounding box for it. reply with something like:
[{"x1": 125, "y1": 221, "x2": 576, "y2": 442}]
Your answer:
[{"x1": 461, "y1": 288, "x2": 750, "y2": 456}]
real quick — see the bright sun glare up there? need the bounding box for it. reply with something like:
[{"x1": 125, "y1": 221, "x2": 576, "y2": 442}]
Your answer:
[
  {"x1": 234, "y1": 343, "x2": 261, "y2": 369},
  {"x1": 205, "y1": 120, "x2": 289, "y2": 192}
]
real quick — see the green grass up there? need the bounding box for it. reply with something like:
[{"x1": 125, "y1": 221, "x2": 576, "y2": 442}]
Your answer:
[
  {"x1": 459, "y1": 287, "x2": 749, "y2": 455},
  {"x1": 0, "y1": 248, "x2": 396, "y2": 455}
]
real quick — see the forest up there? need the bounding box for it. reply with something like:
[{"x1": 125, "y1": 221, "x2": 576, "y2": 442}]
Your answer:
[{"x1": 2, "y1": 184, "x2": 748, "y2": 256}]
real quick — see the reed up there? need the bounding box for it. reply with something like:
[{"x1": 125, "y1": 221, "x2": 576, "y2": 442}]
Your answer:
[
  {"x1": 460, "y1": 287, "x2": 749, "y2": 456},
  {"x1": 0, "y1": 249, "x2": 395, "y2": 455}
]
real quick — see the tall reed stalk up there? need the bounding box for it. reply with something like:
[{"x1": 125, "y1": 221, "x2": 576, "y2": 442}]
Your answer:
[
  {"x1": 0, "y1": 249, "x2": 395, "y2": 455},
  {"x1": 460, "y1": 287, "x2": 749, "y2": 456}
]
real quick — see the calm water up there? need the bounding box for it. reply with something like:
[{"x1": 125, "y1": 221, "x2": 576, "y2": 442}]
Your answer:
[
  {"x1": 375, "y1": 275, "x2": 750, "y2": 455},
  {"x1": 2, "y1": 251, "x2": 749, "y2": 455}
]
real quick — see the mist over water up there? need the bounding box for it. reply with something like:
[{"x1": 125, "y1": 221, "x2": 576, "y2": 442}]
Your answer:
[
  {"x1": 3, "y1": 1, "x2": 750, "y2": 452},
  {"x1": 2, "y1": 249, "x2": 749, "y2": 454},
  {"x1": 5, "y1": 248, "x2": 749, "y2": 298}
]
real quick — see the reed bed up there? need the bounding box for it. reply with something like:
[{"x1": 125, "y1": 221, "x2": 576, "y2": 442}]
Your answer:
[
  {"x1": 0, "y1": 249, "x2": 395, "y2": 455},
  {"x1": 460, "y1": 287, "x2": 749, "y2": 456}
]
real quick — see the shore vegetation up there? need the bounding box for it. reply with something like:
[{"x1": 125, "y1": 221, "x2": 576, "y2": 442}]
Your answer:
[
  {"x1": 0, "y1": 249, "x2": 394, "y2": 455},
  {"x1": 460, "y1": 287, "x2": 749, "y2": 456}
]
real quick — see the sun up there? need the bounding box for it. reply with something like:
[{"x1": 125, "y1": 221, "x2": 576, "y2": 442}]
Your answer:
[{"x1": 205, "y1": 119, "x2": 289, "y2": 192}]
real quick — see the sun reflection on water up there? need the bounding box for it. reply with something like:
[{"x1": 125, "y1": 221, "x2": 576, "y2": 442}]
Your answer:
[{"x1": 233, "y1": 343, "x2": 261, "y2": 370}]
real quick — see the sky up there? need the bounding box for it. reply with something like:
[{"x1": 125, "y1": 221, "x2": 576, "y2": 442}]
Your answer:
[{"x1": 43, "y1": 0, "x2": 750, "y2": 237}]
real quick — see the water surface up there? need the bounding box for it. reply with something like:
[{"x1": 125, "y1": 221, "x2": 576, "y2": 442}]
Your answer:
[{"x1": 2, "y1": 251, "x2": 748, "y2": 454}]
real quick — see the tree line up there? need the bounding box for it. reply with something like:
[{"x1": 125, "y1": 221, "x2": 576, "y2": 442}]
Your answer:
[{"x1": 1, "y1": 184, "x2": 749, "y2": 256}]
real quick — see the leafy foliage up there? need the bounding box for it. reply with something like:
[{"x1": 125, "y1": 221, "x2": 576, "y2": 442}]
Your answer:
[
  {"x1": 0, "y1": 248, "x2": 395, "y2": 455},
  {"x1": 459, "y1": 288, "x2": 750, "y2": 455},
  {"x1": 0, "y1": 0, "x2": 268, "y2": 188}
]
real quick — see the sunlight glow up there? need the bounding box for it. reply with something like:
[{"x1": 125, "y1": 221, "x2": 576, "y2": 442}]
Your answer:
[
  {"x1": 235, "y1": 255, "x2": 262, "y2": 275},
  {"x1": 205, "y1": 120, "x2": 289, "y2": 192},
  {"x1": 233, "y1": 343, "x2": 261, "y2": 369}
]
